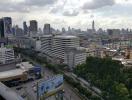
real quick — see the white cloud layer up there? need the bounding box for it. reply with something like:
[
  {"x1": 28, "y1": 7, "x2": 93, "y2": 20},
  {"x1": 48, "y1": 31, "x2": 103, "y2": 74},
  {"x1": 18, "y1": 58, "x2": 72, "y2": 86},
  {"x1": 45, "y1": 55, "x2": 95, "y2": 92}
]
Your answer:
[
  {"x1": 82, "y1": 0, "x2": 115, "y2": 9},
  {"x1": 0, "y1": 0, "x2": 132, "y2": 30}
]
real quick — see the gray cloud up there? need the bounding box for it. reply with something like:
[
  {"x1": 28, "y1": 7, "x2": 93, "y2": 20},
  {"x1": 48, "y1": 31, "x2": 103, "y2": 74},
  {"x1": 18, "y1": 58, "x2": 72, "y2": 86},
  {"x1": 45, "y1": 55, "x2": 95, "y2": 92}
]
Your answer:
[
  {"x1": 0, "y1": 0, "x2": 58, "y2": 12},
  {"x1": 50, "y1": 6, "x2": 63, "y2": 14},
  {"x1": 25, "y1": 0, "x2": 58, "y2": 6},
  {"x1": 82, "y1": 0, "x2": 115, "y2": 10},
  {"x1": 0, "y1": 1, "x2": 29, "y2": 12},
  {"x1": 0, "y1": 5, "x2": 29, "y2": 12},
  {"x1": 63, "y1": 10, "x2": 79, "y2": 16}
]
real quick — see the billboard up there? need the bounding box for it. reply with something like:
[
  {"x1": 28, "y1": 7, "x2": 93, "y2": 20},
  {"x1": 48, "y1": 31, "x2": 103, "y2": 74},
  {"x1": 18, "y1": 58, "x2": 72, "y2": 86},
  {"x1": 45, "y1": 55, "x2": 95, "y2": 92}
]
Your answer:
[{"x1": 38, "y1": 75, "x2": 63, "y2": 98}]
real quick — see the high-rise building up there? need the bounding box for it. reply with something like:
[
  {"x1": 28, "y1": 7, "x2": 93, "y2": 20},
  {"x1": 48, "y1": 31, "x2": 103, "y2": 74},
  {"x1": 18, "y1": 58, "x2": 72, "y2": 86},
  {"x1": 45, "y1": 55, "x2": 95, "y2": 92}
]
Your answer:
[
  {"x1": 38, "y1": 28, "x2": 42, "y2": 34},
  {"x1": 92, "y1": 20, "x2": 96, "y2": 34},
  {"x1": 0, "y1": 19, "x2": 4, "y2": 38},
  {"x1": 29, "y1": 20, "x2": 38, "y2": 34},
  {"x1": 107, "y1": 29, "x2": 113, "y2": 35},
  {"x1": 14, "y1": 25, "x2": 24, "y2": 37},
  {"x1": 23, "y1": 21, "x2": 28, "y2": 35},
  {"x1": 3, "y1": 17, "x2": 12, "y2": 37},
  {"x1": 92, "y1": 20, "x2": 95, "y2": 31},
  {"x1": 68, "y1": 26, "x2": 71, "y2": 33},
  {"x1": 41, "y1": 35, "x2": 79, "y2": 58},
  {"x1": 40, "y1": 35, "x2": 86, "y2": 66},
  {"x1": 62, "y1": 28, "x2": 66, "y2": 33},
  {"x1": 43, "y1": 24, "x2": 51, "y2": 35},
  {"x1": 40, "y1": 35, "x2": 52, "y2": 55},
  {"x1": 52, "y1": 35, "x2": 80, "y2": 59},
  {"x1": 0, "y1": 17, "x2": 12, "y2": 38}
]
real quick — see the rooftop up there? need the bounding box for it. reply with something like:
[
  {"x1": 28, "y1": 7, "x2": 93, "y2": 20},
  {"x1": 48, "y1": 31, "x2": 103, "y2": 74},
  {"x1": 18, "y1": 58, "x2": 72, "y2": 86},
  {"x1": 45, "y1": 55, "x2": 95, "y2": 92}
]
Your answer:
[
  {"x1": 55, "y1": 35, "x2": 78, "y2": 39},
  {"x1": 16, "y1": 62, "x2": 34, "y2": 71},
  {"x1": 0, "y1": 69, "x2": 25, "y2": 80}
]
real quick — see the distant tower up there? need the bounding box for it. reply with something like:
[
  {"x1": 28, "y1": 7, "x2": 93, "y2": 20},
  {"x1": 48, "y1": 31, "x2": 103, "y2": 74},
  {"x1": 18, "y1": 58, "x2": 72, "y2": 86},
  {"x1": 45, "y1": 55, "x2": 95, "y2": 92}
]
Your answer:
[
  {"x1": 23, "y1": 21, "x2": 28, "y2": 35},
  {"x1": 15, "y1": 25, "x2": 24, "y2": 37},
  {"x1": 62, "y1": 27, "x2": 66, "y2": 33},
  {"x1": 1, "y1": 17, "x2": 13, "y2": 38},
  {"x1": 43, "y1": 24, "x2": 51, "y2": 35},
  {"x1": 29, "y1": 20, "x2": 38, "y2": 34},
  {"x1": 68, "y1": 26, "x2": 71, "y2": 32},
  {"x1": 92, "y1": 20, "x2": 95, "y2": 31},
  {"x1": 0, "y1": 19, "x2": 4, "y2": 38}
]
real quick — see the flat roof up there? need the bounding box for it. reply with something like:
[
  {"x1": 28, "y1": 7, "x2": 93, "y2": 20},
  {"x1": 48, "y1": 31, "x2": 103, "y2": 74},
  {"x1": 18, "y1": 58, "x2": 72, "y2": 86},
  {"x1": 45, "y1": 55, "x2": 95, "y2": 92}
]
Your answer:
[
  {"x1": 0, "y1": 69, "x2": 25, "y2": 79},
  {"x1": 41, "y1": 35, "x2": 52, "y2": 37},
  {"x1": 0, "y1": 63, "x2": 16, "y2": 72},
  {"x1": 16, "y1": 62, "x2": 34, "y2": 71},
  {"x1": 55, "y1": 35, "x2": 78, "y2": 39}
]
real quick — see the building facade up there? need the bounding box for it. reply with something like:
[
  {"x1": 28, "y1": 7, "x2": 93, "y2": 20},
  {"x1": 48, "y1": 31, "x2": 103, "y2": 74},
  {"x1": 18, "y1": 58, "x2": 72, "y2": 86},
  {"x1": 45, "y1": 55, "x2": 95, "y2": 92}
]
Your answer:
[
  {"x1": 64, "y1": 47, "x2": 87, "y2": 68},
  {"x1": 52, "y1": 35, "x2": 80, "y2": 59},
  {"x1": 43, "y1": 24, "x2": 51, "y2": 35},
  {"x1": 40, "y1": 35, "x2": 53, "y2": 55},
  {"x1": 0, "y1": 45, "x2": 15, "y2": 64},
  {"x1": 29, "y1": 20, "x2": 38, "y2": 35},
  {"x1": 23, "y1": 21, "x2": 28, "y2": 35},
  {"x1": 0, "y1": 17, "x2": 12, "y2": 38},
  {"x1": 0, "y1": 19, "x2": 4, "y2": 38}
]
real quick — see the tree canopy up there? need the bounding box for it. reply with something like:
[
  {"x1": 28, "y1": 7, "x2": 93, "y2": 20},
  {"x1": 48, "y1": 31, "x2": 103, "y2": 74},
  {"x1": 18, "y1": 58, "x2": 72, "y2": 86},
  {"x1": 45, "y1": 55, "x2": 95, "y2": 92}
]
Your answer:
[{"x1": 74, "y1": 57, "x2": 131, "y2": 100}]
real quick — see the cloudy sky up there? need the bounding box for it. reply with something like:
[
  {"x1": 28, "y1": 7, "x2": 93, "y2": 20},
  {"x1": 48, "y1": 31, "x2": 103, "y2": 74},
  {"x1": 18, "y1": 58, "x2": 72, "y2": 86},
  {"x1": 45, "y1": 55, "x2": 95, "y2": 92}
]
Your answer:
[{"x1": 0, "y1": 0, "x2": 132, "y2": 30}]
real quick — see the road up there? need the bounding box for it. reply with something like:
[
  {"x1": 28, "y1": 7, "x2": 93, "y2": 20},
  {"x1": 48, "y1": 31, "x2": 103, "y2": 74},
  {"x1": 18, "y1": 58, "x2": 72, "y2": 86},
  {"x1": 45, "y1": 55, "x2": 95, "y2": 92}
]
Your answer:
[
  {"x1": 43, "y1": 67, "x2": 81, "y2": 100},
  {"x1": 12, "y1": 64, "x2": 81, "y2": 100}
]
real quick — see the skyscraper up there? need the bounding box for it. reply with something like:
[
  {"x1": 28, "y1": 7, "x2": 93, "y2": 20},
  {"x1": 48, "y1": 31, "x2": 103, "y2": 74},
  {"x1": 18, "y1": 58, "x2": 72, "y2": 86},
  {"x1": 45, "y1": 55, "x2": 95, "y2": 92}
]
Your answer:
[
  {"x1": 68, "y1": 26, "x2": 71, "y2": 33},
  {"x1": 62, "y1": 27, "x2": 66, "y2": 33},
  {"x1": 29, "y1": 20, "x2": 38, "y2": 34},
  {"x1": 92, "y1": 20, "x2": 95, "y2": 31},
  {"x1": 107, "y1": 29, "x2": 113, "y2": 36},
  {"x1": 43, "y1": 24, "x2": 51, "y2": 35},
  {"x1": 3, "y1": 17, "x2": 12, "y2": 37},
  {"x1": 0, "y1": 17, "x2": 12, "y2": 38},
  {"x1": 23, "y1": 21, "x2": 28, "y2": 35},
  {"x1": 15, "y1": 25, "x2": 24, "y2": 37},
  {"x1": 0, "y1": 19, "x2": 4, "y2": 38}
]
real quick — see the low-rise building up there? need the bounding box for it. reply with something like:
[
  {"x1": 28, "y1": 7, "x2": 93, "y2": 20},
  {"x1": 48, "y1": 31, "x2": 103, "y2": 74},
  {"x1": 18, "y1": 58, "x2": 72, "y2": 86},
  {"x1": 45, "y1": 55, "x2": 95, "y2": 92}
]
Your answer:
[
  {"x1": 0, "y1": 45, "x2": 15, "y2": 64},
  {"x1": 0, "y1": 62, "x2": 34, "y2": 84},
  {"x1": 64, "y1": 47, "x2": 87, "y2": 68},
  {"x1": 0, "y1": 69, "x2": 27, "y2": 82}
]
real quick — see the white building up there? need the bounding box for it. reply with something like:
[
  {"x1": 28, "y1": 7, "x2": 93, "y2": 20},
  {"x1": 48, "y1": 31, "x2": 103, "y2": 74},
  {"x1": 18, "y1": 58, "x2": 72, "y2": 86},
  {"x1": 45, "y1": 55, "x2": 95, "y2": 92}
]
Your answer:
[
  {"x1": 0, "y1": 45, "x2": 15, "y2": 64},
  {"x1": 35, "y1": 40, "x2": 41, "y2": 51},
  {"x1": 52, "y1": 35, "x2": 79, "y2": 59},
  {"x1": 40, "y1": 35, "x2": 79, "y2": 58},
  {"x1": 64, "y1": 47, "x2": 87, "y2": 68},
  {"x1": 40, "y1": 35, "x2": 53, "y2": 55},
  {"x1": 40, "y1": 35, "x2": 86, "y2": 68}
]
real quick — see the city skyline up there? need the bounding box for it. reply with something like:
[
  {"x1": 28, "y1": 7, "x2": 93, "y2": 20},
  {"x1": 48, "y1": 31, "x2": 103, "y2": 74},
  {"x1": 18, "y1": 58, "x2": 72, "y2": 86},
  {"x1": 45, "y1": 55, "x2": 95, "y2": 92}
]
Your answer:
[{"x1": 0, "y1": 0, "x2": 132, "y2": 30}]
